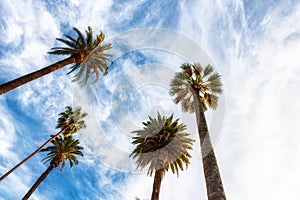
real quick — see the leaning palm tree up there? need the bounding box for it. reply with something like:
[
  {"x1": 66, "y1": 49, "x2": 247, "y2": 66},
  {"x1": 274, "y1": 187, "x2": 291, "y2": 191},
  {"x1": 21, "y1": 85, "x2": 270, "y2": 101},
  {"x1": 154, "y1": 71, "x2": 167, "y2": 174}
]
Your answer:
[
  {"x1": 169, "y1": 63, "x2": 226, "y2": 200},
  {"x1": 130, "y1": 113, "x2": 194, "y2": 200},
  {"x1": 22, "y1": 135, "x2": 84, "y2": 199},
  {"x1": 0, "y1": 26, "x2": 112, "y2": 95},
  {"x1": 0, "y1": 106, "x2": 86, "y2": 182}
]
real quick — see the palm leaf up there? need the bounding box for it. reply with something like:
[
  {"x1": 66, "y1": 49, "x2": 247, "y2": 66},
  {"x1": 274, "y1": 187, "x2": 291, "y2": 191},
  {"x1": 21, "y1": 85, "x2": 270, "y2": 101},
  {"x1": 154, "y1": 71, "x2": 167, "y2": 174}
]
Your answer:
[
  {"x1": 130, "y1": 113, "x2": 194, "y2": 178},
  {"x1": 203, "y1": 65, "x2": 214, "y2": 78},
  {"x1": 48, "y1": 26, "x2": 112, "y2": 86},
  {"x1": 170, "y1": 62, "x2": 223, "y2": 112},
  {"x1": 40, "y1": 135, "x2": 83, "y2": 173}
]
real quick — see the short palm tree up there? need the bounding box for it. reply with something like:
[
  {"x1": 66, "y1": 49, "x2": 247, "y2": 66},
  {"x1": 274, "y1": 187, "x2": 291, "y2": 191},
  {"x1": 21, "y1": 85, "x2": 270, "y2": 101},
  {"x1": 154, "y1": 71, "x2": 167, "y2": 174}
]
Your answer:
[
  {"x1": 0, "y1": 26, "x2": 112, "y2": 95},
  {"x1": 22, "y1": 135, "x2": 84, "y2": 199},
  {"x1": 130, "y1": 113, "x2": 194, "y2": 200},
  {"x1": 169, "y1": 63, "x2": 226, "y2": 200},
  {"x1": 0, "y1": 106, "x2": 86, "y2": 182}
]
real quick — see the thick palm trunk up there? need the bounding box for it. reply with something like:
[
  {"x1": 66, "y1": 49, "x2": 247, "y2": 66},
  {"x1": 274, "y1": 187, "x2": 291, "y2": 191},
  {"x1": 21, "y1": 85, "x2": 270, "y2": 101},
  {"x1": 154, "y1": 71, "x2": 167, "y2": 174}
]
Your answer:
[
  {"x1": 22, "y1": 164, "x2": 55, "y2": 200},
  {"x1": 151, "y1": 168, "x2": 164, "y2": 200},
  {"x1": 191, "y1": 88, "x2": 226, "y2": 200},
  {"x1": 0, "y1": 56, "x2": 76, "y2": 95},
  {"x1": 0, "y1": 127, "x2": 68, "y2": 182}
]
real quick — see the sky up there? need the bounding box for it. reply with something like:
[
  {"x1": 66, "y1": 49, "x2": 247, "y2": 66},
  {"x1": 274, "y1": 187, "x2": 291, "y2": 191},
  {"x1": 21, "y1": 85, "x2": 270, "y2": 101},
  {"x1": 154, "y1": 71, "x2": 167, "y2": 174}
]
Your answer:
[{"x1": 0, "y1": 0, "x2": 300, "y2": 199}]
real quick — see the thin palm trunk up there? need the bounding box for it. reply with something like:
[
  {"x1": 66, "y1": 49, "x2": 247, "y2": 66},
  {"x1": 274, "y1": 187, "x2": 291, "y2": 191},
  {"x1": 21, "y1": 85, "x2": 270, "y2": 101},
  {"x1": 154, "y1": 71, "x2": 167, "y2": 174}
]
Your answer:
[
  {"x1": 0, "y1": 56, "x2": 76, "y2": 95},
  {"x1": 22, "y1": 164, "x2": 55, "y2": 200},
  {"x1": 191, "y1": 88, "x2": 226, "y2": 200},
  {"x1": 151, "y1": 168, "x2": 164, "y2": 200},
  {"x1": 0, "y1": 127, "x2": 68, "y2": 182}
]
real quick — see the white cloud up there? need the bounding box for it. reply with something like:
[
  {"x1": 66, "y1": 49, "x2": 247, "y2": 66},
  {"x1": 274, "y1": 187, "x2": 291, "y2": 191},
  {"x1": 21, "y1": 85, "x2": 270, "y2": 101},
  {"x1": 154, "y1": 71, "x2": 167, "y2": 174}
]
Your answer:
[
  {"x1": 0, "y1": 0, "x2": 60, "y2": 75},
  {"x1": 0, "y1": 107, "x2": 16, "y2": 159},
  {"x1": 1, "y1": 0, "x2": 300, "y2": 199},
  {"x1": 214, "y1": 2, "x2": 300, "y2": 200},
  {"x1": 0, "y1": 99, "x2": 46, "y2": 199}
]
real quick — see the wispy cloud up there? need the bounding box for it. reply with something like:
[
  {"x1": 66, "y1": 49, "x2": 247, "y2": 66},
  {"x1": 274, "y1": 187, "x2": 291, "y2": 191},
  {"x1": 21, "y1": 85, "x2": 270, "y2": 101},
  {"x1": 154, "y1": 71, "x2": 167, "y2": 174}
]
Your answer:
[{"x1": 1, "y1": 0, "x2": 300, "y2": 199}]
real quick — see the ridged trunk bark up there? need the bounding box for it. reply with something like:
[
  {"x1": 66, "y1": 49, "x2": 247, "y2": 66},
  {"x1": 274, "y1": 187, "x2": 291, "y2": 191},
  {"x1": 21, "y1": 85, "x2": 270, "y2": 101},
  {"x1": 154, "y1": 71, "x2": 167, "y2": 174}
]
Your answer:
[
  {"x1": 191, "y1": 88, "x2": 226, "y2": 200},
  {"x1": 0, "y1": 127, "x2": 68, "y2": 182},
  {"x1": 151, "y1": 168, "x2": 164, "y2": 200},
  {"x1": 0, "y1": 56, "x2": 76, "y2": 95},
  {"x1": 22, "y1": 164, "x2": 55, "y2": 200}
]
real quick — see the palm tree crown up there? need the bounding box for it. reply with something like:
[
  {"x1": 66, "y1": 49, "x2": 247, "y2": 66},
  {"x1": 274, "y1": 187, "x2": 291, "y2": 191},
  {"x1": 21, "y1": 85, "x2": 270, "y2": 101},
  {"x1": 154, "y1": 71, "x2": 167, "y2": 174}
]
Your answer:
[
  {"x1": 41, "y1": 135, "x2": 84, "y2": 172},
  {"x1": 130, "y1": 113, "x2": 194, "y2": 176},
  {"x1": 56, "y1": 106, "x2": 87, "y2": 137},
  {"x1": 169, "y1": 63, "x2": 223, "y2": 112},
  {"x1": 49, "y1": 26, "x2": 112, "y2": 86},
  {"x1": 22, "y1": 136, "x2": 83, "y2": 199}
]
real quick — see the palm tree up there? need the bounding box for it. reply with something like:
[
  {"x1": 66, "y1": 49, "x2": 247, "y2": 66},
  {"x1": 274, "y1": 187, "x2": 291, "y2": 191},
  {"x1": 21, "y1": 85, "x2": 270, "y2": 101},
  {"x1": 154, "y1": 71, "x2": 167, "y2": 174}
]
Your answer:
[
  {"x1": 0, "y1": 106, "x2": 86, "y2": 182},
  {"x1": 130, "y1": 113, "x2": 194, "y2": 200},
  {"x1": 0, "y1": 26, "x2": 112, "y2": 95},
  {"x1": 22, "y1": 135, "x2": 84, "y2": 199},
  {"x1": 169, "y1": 63, "x2": 226, "y2": 200}
]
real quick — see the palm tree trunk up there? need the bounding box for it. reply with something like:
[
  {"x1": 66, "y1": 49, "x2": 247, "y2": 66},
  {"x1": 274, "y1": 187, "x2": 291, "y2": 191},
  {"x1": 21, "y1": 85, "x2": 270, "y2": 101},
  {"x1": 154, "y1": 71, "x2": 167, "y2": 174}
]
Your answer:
[
  {"x1": 22, "y1": 164, "x2": 55, "y2": 200},
  {"x1": 151, "y1": 168, "x2": 164, "y2": 200},
  {"x1": 0, "y1": 56, "x2": 76, "y2": 95},
  {"x1": 0, "y1": 127, "x2": 68, "y2": 182},
  {"x1": 191, "y1": 88, "x2": 226, "y2": 200}
]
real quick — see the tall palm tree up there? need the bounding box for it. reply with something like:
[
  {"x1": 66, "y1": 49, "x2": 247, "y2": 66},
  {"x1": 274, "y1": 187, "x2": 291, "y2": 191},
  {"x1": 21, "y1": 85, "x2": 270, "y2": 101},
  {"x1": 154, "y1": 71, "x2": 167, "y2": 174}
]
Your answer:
[
  {"x1": 0, "y1": 106, "x2": 86, "y2": 182},
  {"x1": 169, "y1": 63, "x2": 226, "y2": 200},
  {"x1": 130, "y1": 113, "x2": 194, "y2": 200},
  {"x1": 0, "y1": 26, "x2": 112, "y2": 95},
  {"x1": 22, "y1": 135, "x2": 84, "y2": 199}
]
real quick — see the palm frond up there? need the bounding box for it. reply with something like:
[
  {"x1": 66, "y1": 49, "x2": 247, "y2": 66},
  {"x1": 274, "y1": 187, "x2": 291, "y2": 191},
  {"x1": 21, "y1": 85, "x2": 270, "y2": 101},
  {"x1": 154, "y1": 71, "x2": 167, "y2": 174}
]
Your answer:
[
  {"x1": 206, "y1": 93, "x2": 219, "y2": 109},
  {"x1": 170, "y1": 63, "x2": 223, "y2": 112},
  {"x1": 130, "y1": 113, "x2": 194, "y2": 177},
  {"x1": 73, "y1": 27, "x2": 86, "y2": 48},
  {"x1": 48, "y1": 26, "x2": 112, "y2": 86},
  {"x1": 207, "y1": 72, "x2": 221, "y2": 83},
  {"x1": 193, "y1": 63, "x2": 203, "y2": 75},
  {"x1": 56, "y1": 106, "x2": 87, "y2": 136},
  {"x1": 41, "y1": 135, "x2": 83, "y2": 172},
  {"x1": 203, "y1": 65, "x2": 214, "y2": 78},
  {"x1": 85, "y1": 26, "x2": 93, "y2": 49},
  {"x1": 55, "y1": 38, "x2": 78, "y2": 49},
  {"x1": 48, "y1": 50, "x2": 74, "y2": 55}
]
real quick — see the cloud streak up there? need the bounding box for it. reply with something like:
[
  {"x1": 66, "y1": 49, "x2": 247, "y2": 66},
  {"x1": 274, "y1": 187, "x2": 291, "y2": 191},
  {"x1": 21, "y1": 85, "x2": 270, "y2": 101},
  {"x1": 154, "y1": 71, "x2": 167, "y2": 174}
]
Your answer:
[{"x1": 1, "y1": 0, "x2": 300, "y2": 199}]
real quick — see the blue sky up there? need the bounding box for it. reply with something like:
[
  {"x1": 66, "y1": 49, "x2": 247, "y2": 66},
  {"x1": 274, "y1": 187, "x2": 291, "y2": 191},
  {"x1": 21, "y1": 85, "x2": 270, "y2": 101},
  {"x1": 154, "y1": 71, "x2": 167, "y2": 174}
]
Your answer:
[{"x1": 1, "y1": 0, "x2": 300, "y2": 199}]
